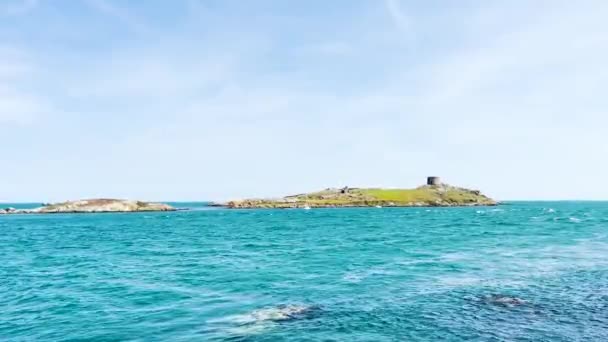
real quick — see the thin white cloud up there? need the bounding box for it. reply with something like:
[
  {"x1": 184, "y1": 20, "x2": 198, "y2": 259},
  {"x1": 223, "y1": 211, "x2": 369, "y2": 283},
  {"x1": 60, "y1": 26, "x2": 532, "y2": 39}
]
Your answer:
[
  {"x1": 85, "y1": 0, "x2": 148, "y2": 34},
  {"x1": 385, "y1": 0, "x2": 411, "y2": 35},
  {"x1": 0, "y1": 88, "x2": 44, "y2": 124},
  {"x1": 3, "y1": 0, "x2": 608, "y2": 200},
  {"x1": 0, "y1": 46, "x2": 31, "y2": 79},
  {"x1": 407, "y1": 1, "x2": 608, "y2": 118},
  {"x1": 295, "y1": 41, "x2": 353, "y2": 56},
  {"x1": 0, "y1": 0, "x2": 38, "y2": 16},
  {"x1": 64, "y1": 53, "x2": 236, "y2": 99},
  {"x1": 0, "y1": 47, "x2": 44, "y2": 125}
]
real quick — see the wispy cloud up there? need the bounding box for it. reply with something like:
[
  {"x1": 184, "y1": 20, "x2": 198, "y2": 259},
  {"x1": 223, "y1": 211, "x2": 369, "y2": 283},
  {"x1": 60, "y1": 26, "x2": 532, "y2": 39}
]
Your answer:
[
  {"x1": 0, "y1": 47, "x2": 44, "y2": 125},
  {"x1": 0, "y1": 87, "x2": 46, "y2": 125},
  {"x1": 63, "y1": 47, "x2": 238, "y2": 100},
  {"x1": 3, "y1": 0, "x2": 608, "y2": 200},
  {"x1": 385, "y1": 0, "x2": 411, "y2": 36},
  {"x1": 0, "y1": 0, "x2": 39, "y2": 16},
  {"x1": 295, "y1": 41, "x2": 353, "y2": 57},
  {"x1": 0, "y1": 46, "x2": 31, "y2": 78},
  {"x1": 85, "y1": 0, "x2": 148, "y2": 34}
]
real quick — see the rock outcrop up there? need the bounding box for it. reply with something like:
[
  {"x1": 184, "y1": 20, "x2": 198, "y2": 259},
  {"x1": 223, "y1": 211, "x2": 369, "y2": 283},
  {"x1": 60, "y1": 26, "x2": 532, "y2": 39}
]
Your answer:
[
  {"x1": 0, "y1": 207, "x2": 17, "y2": 214},
  {"x1": 0, "y1": 199, "x2": 175, "y2": 214}
]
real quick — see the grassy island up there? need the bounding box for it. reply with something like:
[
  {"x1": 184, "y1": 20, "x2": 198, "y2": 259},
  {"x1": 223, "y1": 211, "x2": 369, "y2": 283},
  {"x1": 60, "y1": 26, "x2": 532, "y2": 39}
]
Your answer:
[{"x1": 221, "y1": 182, "x2": 497, "y2": 209}]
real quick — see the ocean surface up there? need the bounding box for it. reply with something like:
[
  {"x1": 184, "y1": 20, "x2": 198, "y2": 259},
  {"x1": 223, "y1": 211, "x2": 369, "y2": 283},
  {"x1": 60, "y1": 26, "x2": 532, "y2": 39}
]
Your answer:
[{"x1": 1, "y1": 202, "x2": 607, "y2": 341}]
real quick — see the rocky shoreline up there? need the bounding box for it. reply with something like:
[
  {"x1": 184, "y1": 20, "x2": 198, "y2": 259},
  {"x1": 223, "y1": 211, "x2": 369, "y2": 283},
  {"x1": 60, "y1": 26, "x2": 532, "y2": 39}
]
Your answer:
[
  {"x1": 216, "y1": 183, "x2": 497, "y2": 209},
  {"x1": 0, "y1": 199, "x2": 175, "y2": 215},
  {"x1": 1, "y1": 179, "x2": 497, "y2": 212}
]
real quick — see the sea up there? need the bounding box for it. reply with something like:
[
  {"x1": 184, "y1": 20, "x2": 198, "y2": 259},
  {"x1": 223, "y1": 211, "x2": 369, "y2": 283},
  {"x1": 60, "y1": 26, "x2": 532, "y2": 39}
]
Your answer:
[{"x1": 1, "y1": 202, "x2": 607, "y2": 341}]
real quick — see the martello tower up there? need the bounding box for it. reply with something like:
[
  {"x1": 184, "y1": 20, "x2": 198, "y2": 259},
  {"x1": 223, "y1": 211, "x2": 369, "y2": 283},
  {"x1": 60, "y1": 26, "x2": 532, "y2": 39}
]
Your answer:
[{"x1": 427, "y1": 176, "x2": 441, "y2": 186}]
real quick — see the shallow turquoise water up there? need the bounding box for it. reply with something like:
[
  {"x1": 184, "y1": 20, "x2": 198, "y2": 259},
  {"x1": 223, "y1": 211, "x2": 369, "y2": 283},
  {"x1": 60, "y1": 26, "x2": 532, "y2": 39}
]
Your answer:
[{"x1": 1, "y1": 202, "x2": 607, "y2": 341}]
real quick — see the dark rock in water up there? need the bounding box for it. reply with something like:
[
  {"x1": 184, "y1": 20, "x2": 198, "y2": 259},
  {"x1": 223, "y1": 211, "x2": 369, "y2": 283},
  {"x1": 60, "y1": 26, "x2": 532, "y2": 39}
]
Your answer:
[
  {"x1": 221, "y1": 304, "x2": 322, "y2": 336},
  {"x1": 249, "y1": 304, "x2": 321, "y2": 323},
  {"x1": 277, "y1": 304, "x2": 322, "y2": 321},
  {"x1": 482, "y1": 294, "x2": 527, "y2": 306},
  {"x1": 0, "y1": 207, "x2": 16, "y2": 214}
]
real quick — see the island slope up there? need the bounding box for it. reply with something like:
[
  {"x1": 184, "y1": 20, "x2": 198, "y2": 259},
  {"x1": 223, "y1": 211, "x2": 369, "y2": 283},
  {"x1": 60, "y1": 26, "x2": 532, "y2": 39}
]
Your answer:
[{"x1": 221, "y1": 183, "x2": 497, "y2": 209}]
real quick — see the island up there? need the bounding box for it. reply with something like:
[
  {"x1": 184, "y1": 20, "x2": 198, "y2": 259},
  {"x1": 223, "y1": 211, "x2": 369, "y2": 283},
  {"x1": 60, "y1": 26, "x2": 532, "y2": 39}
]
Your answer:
[
  {"x1": 0, "y1": 199, "x2": 175, "y2": 214},
  {"x1": 217, "y1": 177, "x2": 497, "y2": 209}
]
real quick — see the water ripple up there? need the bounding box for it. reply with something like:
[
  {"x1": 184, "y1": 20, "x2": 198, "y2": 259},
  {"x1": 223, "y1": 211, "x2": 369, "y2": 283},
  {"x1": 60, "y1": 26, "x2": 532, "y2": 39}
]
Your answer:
[{"x1": 1, "y1": 202, "x2": 607, "y2": 340}]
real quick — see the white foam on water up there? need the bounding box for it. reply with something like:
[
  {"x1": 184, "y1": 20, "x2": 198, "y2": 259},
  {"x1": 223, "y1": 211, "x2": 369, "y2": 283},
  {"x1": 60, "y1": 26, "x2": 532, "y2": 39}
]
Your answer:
[
  {"x1": 416, "y1": 238, "x2": 608, "y2": 293},
  {"x1": 226, "y1": 322, "x2": 273, "y2": 336},
  {"x1": 396, "y1": 259, "x2": 435, "y2": 266},
  {"x1": 440, "y1": 252, "x2": 469, "y2": 262},
  {"x1": 214, "y1": 304, "x2": 317, "y2": 336},
  {"x1": 342, "y1": 272, "x2": 364, "y2": 283},
  {"x1": 569, "y1": 217, "x2": 581, "y2": 223},
  {"x1": 437, "y1": 275, "x2": 483, "y2": 286},
  {"x1": 342, "y1": 267, "x2": 395, "y2": 283},
  {"x1": 503, "y1": 241, "x2": 608, "y2": 275}
]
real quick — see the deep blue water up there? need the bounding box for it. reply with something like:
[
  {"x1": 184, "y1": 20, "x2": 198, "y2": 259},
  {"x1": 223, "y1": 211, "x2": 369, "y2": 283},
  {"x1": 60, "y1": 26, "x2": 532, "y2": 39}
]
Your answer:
[{"x1": 1, "y1": 202, "x2": 607, "y2": 341}]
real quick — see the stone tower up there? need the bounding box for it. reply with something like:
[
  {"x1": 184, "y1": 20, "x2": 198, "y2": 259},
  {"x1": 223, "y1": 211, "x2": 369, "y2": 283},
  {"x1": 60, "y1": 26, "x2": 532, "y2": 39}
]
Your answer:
[{"x1": 427, "y1": 176, "x2": 441, "y2": 186}]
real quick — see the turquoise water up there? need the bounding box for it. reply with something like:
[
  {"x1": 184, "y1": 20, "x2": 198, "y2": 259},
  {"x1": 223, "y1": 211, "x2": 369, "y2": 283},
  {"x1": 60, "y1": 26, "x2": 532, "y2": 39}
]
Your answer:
[{"x1": 1, "y1": 202, "x2": 607, "y2": 341}]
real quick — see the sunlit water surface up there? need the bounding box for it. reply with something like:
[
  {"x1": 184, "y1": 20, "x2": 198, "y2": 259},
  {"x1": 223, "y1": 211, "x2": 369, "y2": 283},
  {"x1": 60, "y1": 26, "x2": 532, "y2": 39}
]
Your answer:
[{"x1": 1, "y1": 202, "x2": 607, "y2": 341}]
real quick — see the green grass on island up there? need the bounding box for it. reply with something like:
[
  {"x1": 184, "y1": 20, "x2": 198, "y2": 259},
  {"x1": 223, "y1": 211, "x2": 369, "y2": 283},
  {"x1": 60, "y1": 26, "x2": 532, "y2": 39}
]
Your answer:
[{"x1": 223, "y1": 183, "x2": 497, "y2": 209}]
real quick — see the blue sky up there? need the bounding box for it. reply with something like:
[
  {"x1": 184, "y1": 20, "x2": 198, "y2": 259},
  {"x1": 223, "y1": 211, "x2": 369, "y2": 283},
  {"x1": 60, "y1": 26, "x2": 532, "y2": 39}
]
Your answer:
[{"x1": 1, "y1": 0, "x2": 607, "y2": 202}]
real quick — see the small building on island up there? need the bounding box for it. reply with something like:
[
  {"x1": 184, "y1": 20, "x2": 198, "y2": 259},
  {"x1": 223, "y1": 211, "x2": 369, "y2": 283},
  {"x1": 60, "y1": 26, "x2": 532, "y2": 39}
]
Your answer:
[{"x1": 427, "y1": 176, "x2": 441, "y2": 186}]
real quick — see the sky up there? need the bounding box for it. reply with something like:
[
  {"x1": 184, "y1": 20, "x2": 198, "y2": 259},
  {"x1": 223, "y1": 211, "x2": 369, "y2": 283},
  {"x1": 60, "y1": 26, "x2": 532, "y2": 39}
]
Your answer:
[{"x1": 1, "y1": 0, "x2": 608, "y2": 202}]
